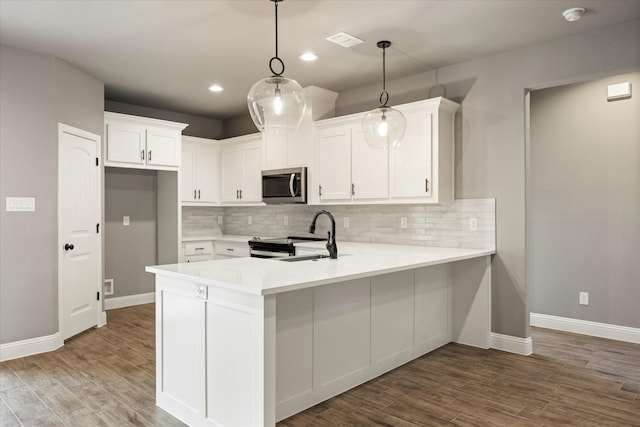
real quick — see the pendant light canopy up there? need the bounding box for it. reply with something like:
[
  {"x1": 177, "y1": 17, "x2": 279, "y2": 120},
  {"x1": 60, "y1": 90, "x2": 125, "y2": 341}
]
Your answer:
[
  {"x1": 247, "y1": 0, "x2": 306, "y2": 132},
  {"x1": 362, "y1": 41, "x2": 406, "y2": 148}
]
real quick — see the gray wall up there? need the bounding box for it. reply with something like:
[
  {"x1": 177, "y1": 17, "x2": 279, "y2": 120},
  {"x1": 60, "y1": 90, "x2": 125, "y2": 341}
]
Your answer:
[
  {"x1": 105, "y1": 100, "x2": 223, "y2": 140},
  {"x1": 528, "y1": 72, "x2": 639, "y2": 328},
  {"x1": 0, "y1": 44, "x2": 103, "y2": 344},
  {"x1": 330, "y1": 19, "x2": 640, "y2": 338},
  {"x1": 104, "y1": 168, "x2": 157, "y2": 298}
]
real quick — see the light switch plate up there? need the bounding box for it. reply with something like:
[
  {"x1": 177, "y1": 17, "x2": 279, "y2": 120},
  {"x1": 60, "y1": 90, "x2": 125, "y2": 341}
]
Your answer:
[
  {"x1": 607, "y1": 82, "x2": 631, "y2": 101},
  {"x1": 123, "y1": 216, "x2": 130, "y2": 226},
  {"x1": 6, "y1": 197, "x2": 36, "y2": 212}
]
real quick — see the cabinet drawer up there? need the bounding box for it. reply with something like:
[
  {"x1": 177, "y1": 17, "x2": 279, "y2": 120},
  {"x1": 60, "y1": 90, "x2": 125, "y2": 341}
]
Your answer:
[
  {"x1": 214, "y1": 241, "x2": 249, "y2": 258},
  {"x1": 185, "y1": 254, "x2": 214, "y2": 263},
  {"x1": 184, "y1": 241, "x2": 214, "y2": 256}
]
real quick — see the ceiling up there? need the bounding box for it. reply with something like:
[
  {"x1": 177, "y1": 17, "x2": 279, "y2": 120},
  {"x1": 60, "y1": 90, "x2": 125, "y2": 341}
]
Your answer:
[{"x1": 1, "y1": 0, "x2": 639, "y2": 120}]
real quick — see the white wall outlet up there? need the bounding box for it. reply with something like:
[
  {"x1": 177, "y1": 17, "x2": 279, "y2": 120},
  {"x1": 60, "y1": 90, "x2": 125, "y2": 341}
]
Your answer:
[
  {"x1": 123, "y1": 216, "x2": 130, "y2": 226},
  {"x1": 284, "y1": 215, "x2": 288, "y2": 226},
  {"x1": 400, "y1": 217, "x2": 408, "y2": 229},
  {"x1": 579, "y1": 292, "x2": 589, "y2": 306},
  {"x1": 6, "y1": 197, "x2": 36, "y2": 212},
  {"x1": 104, "y1": 279, "x2": 114, "y2": 296},
  {"x1": 469, "y1": 217, "x2": 478, "y2": 231},
  {"x1": 248, "y1": 215, "x2": 252, "y2": 225},
  {"x1": 344, "y1": 217, "x2": 350, "y2": 228},
  {"x1": 217, "y1": 215, "x2": 223, "y2": 225}
]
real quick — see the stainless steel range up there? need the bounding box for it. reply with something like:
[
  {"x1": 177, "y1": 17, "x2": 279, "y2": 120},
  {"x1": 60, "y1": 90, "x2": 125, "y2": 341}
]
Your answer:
[{"x1": 248, "y1": 236, "x2": 326, "y2": 258}]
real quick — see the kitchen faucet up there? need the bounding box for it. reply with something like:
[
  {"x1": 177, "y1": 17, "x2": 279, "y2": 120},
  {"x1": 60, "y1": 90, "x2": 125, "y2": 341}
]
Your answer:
[{"x1": 308, "y1": 210, "x2": 338, "y2": 259}]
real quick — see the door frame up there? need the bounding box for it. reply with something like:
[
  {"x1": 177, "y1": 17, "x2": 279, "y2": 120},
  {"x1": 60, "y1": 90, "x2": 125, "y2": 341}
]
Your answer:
[{"x1": 57, "y1": 122, "x2": 105, "y2": 341}]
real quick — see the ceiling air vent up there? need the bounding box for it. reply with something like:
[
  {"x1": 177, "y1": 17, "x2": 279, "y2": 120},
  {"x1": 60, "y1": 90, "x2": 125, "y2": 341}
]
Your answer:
[{"x1": 325, "y1": 32, "x2": 364, "y2": 48}]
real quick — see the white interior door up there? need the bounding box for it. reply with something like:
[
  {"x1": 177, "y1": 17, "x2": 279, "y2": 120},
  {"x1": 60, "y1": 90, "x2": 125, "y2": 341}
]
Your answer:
[{"x1": 58, "y1": 123, "x2": 102, "y2": 340}]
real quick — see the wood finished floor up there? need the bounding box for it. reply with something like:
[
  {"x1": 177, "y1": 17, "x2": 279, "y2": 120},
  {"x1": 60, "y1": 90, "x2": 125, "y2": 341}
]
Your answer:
[{"x1": 1, "y1": 304, "x2": 638, "y2": 426}]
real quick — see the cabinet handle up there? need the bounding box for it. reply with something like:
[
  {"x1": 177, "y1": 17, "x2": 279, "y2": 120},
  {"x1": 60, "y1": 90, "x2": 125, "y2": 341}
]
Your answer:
[
  {"x1": 351, "y1": 183, "x2": 355, "y2": 196},
  {"x1": 141, "y1": 150, "x2": 145, "y2": 161},
  {"x1": 148, "y1": 150, "x2": 152, "y2": 161},
  {"x1": 239, "y1": 189, "x2": 242, "y2": 199},
  {"x1": 194, "y1": 189, "x2": 197, "y2": 199},
  {"x1": 195, "y1": 247, "x2": 205, "y2": 251},
  {"x1": 319, "y1": 185, "x2": 323, "y2": 197},
  {"x1": 236, "y1": 189, "x2": 239, "y2": 199},
  {"x1": 198, "y1": 190, "x2": 201, "y2": 199},
  {"x1": 425, "y1": 179, "x2": 429, "y2": 192}
]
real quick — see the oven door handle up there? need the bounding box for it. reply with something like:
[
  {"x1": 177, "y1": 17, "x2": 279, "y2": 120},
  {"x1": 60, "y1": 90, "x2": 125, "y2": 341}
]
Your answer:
[
  {"x1": 289, "y1": 173, "x2": 296, "y2": 197},
  {"x1": 250, "y1": 249, "x2": 291, "y2": 258}
]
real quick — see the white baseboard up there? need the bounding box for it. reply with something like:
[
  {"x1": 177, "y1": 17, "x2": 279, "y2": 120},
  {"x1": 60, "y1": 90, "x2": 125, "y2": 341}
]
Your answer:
[
  {"x1": 0, "y1": 333, "x2": 63, "y2": 362},
  {"x1": 530, "y1": 313, "x2": 640, "y2": 344},
  {"x1": 491, "y1": 332, "x2": 533, "y2": 356},
  {"x1": 105, "y1": 292, "x2": 155, "y2": 310}
]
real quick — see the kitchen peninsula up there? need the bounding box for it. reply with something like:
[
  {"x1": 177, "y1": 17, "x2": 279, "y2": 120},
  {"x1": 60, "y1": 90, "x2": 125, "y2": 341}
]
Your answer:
[{"x1": 146, "y1": 242, "x2": 494, "y2": 427}]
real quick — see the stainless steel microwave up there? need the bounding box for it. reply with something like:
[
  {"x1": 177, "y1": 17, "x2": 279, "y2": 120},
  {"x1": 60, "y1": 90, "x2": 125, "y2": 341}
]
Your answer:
[{"x1": 262, "y1": 167, "x2": 307, "y2": 204}]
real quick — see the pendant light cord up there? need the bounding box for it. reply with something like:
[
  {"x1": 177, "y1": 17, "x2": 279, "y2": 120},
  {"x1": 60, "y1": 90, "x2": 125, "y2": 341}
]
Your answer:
[
  {"x1": 378, "y1": 41, "x2": 391, "y2": 107},
  {"x1": 269, "y1": 0, "x2": 284, "y2": 76}
]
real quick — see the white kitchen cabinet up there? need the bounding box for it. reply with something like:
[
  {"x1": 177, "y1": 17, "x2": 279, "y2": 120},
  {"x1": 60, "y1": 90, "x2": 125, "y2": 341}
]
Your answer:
[
  {"x1": 263, "y1": 86, "x2": 338, "y2": 170},
  {"x1": 390, "y1": 97, "x2": 459, "y2": 204},
  {"x1": 181, "y1": 136, "x2": 219, "y2": 204},
  {"x1": 183, "y1": 240, "x2": 214, "y2": 263},
  {"x1": 220, "y1": 134, "x2": 262, "y2": 203},
  {"x1": 313, "y1": 96, "x2": 458, "y2": 205},
  {"x1": 104, "y1": 112, "x2": 187, "y2": 171},
  {"x1": 214, "y1": 240, "x2": 250, "y2": 259},
  {"x1": 315, "y1": 117, "x2": 388, "y2": 203}
]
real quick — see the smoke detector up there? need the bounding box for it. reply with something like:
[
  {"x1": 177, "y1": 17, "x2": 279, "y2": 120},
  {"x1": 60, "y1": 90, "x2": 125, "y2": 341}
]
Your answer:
[{"x1": 563, "y1": 7, "x2": 586, "y2": 22}]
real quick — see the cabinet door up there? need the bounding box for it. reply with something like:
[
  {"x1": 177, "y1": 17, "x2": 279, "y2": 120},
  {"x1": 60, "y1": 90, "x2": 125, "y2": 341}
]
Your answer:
[
  {"x1": 351, "y1": 128, "x2": 388, "y2": 200},
  {"x1": 220, "y1": 148, "x2": 243, "y2": 202},
  {"x1": 240, "y1": 144, "x2": 262, "y2": 202},
  {"x1": 105, "y1": 121, "x2": 145, "y2": 166},
  {"x1": 317, "y1": 126, "x2": 352, "y2": 201},
  {"x1": 181, "y1": 142, "x2": 197, "y2": 202},
  {"x1": 390, "y1": 109, "x2": 433, "y2": 199},
  {"x1": 146, "y1": 126, "x2": 180, "y2": 168},
  {"x1": 196, "y1": 144, "x2": 219, "y2": 202}
]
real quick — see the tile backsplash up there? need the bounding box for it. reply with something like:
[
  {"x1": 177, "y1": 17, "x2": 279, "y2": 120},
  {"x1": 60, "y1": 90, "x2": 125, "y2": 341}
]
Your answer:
[{"x1": 183, "y1": 199, "x2": 495, "y2": 250}]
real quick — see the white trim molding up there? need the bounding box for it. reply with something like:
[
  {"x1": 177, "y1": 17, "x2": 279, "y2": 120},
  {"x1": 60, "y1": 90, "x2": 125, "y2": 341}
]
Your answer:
[
  {"x1": 491, "y1": 333, "x2": 533, "y2": 356},
  {"x1": 105, "y1": 292, "x2": 155, "y2": 310},
  {"x1": 0, "y1": 333, "x2": 63, "y2": 362},
  {"x1": 530, "y1": 313, "x2": 640, "y2": 344}
]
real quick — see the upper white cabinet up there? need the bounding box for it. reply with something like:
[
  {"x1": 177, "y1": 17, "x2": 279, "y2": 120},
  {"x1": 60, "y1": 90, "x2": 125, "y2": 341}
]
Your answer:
[
  {"x1": 312, "y1": 97, "x2": 458, "y2": 205},
  {"x1": 182, "y1": 136, "x2": 220, "y2": 204},
  {"x1": 220, "y1": 134, "x2": 262, "y2": 203},
  {"x1": 390, "y1": 98, "x2": 458, "y2": 204},
  {"x1": 104, "y1": 112, "x2": 188, "y2": 171},
  {"x1": 315, "y1": 118, "x2": 388, "y2": 203},
  {"x1": 263, "y1": 86, "x2": 338, "y2": 170}
]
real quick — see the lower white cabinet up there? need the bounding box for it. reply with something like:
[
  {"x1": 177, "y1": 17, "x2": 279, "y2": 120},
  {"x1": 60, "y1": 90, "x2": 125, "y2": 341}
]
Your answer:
[
  {"x1": 183, "y1": 241, "x2": 214, "y2": 263},
  {"x1": 214, "y1": 240, "x2": 250, "y2": 259}
]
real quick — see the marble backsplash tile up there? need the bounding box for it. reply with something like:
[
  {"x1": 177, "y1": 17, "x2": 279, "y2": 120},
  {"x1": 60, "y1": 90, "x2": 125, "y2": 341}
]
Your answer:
[{"x1": 183, "y1": 199, "x2": 495, "y2": 250}]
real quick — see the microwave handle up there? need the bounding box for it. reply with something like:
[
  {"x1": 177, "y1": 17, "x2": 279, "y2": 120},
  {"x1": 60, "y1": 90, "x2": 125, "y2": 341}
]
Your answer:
[{"x1": 289, "y1": 173, "x2": 296, "y2": 197}]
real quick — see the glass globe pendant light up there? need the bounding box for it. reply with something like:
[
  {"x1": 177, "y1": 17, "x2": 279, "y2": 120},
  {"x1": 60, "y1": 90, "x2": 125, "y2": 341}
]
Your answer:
[
  {"x1": 362, "y1": 41, "x2": 406, "y2": 148},
  {"x1": 247, "y1": 0, "x2": 306, "y2": 131}
]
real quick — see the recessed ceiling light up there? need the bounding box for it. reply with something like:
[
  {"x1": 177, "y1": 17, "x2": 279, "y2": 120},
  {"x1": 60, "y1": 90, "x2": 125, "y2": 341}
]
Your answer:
[
  {"x1": 562, "y1": 7, "x2": 586, "y2": 22},
  {"x1": 208, "y1": 84, "x2": 224, "y2": 92},
  {"x1": 300, "y1": 52, "x2": 318, "y2": 62}
]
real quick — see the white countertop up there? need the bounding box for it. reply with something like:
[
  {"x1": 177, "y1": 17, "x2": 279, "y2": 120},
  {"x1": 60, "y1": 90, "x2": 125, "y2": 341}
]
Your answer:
[
  {"x1": 182, "y1": 234, "x2": 255, "y2": 243},
  {"x1": 147, "y1": 242, "x2": 494, "y2": 296}
]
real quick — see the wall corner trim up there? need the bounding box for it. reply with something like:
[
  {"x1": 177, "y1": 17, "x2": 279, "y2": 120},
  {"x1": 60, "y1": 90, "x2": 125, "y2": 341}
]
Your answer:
[
  {"x1": 0, "y1": 333, "x2": 63, "y2": 362},
  {"x1": 104, "y1": 292, "x2": 155, "y2": 310},
  {"x1": 490, "y1": 333, "x2": 533, "y2": 355},
  {"x1": 530, "y1": 313, "x2": 640, "y2": 344}
]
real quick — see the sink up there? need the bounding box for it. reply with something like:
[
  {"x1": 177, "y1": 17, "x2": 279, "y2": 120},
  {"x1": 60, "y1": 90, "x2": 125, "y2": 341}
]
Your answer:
[{"x1": 278, "y1": 254, "x2": 331, "y2": 262}]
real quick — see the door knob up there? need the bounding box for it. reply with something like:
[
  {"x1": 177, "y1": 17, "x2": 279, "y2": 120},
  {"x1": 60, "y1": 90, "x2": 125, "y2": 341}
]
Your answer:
[{"x1": 64, "y1": 243, "x2": 74, "y2": 251}]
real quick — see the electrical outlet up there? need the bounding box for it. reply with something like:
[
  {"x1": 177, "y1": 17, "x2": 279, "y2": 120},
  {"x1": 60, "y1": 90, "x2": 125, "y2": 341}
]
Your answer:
[
  {"x1": 104, "y1": 279, "x2": 114, "y2": 296},
  {"x1": 123, "y1": 216, "x2": 130, "y2": 226},
  {"x1": 344, "y1": 217, "x2": 350, "y2": 228},
  {"x1": 248, "y1": 215, "x2": 252, "y2": 225},
  {"x1": 469, "y1": 217, "x2": 478, "y2": 231},
  {"x1": 284, "y1": 215, "x2": 288, "y2": 226},
  {"x1": 217, "y1": 215, "x2": 223, "y2": 225},
  {"x1": 579, "y1": 292, "x2": 589, "y2": 306},
  {"x1": 400, "y1": 217, "x2": 408, "y2": 229}
]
